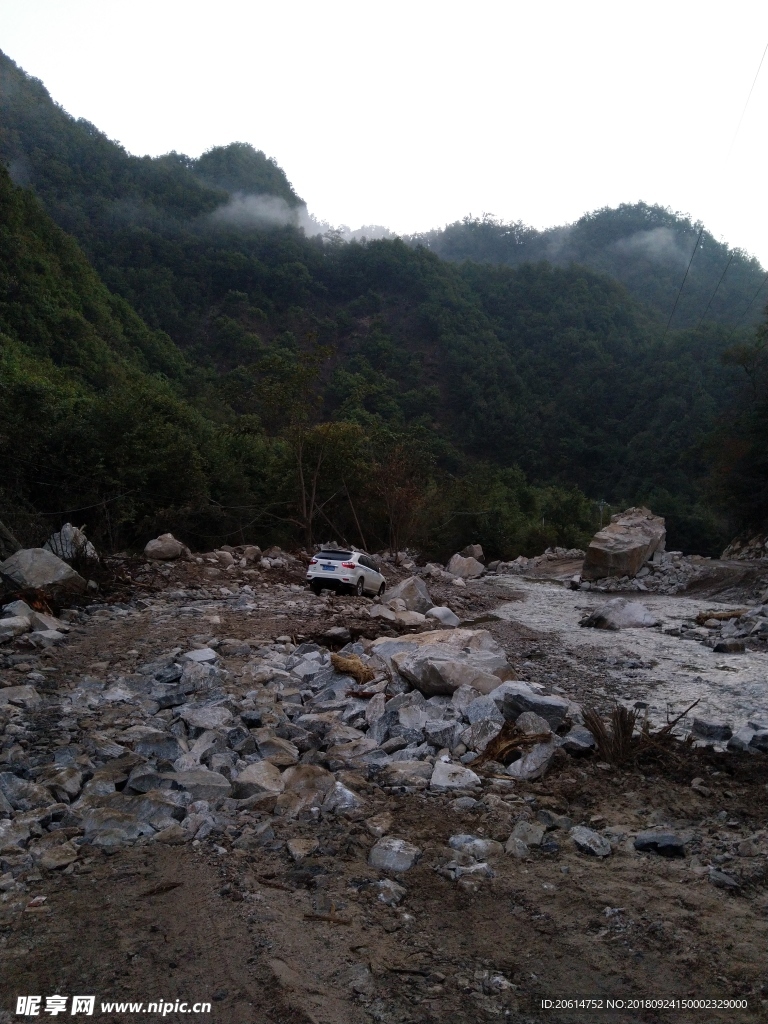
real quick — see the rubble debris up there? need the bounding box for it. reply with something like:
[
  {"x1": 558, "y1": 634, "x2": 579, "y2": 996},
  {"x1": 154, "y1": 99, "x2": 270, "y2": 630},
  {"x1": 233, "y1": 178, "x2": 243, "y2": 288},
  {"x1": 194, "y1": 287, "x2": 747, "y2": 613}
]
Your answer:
[
  {"x1": 722, "y1": 533, "x2": 768, "y2": 560},
  {"x1": 581, "y1": 507, "x2": 666, "y2": 581}
]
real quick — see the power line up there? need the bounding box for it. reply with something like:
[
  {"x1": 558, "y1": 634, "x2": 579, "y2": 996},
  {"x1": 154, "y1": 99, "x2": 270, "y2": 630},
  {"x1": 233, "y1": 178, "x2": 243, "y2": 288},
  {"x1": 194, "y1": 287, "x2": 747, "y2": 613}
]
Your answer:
[
  {"x1": 690, "y1": 38, "x2": 767, "y2": 330},
  {"x1": 724, "y1": 40, "x2": 768, "y2": 164},
  {"x1": 695, "y1": 252, "x2": 734, "y2": 330},
  {"x1": 663, "y1": 226, "x2": 704, "y2": 338}
]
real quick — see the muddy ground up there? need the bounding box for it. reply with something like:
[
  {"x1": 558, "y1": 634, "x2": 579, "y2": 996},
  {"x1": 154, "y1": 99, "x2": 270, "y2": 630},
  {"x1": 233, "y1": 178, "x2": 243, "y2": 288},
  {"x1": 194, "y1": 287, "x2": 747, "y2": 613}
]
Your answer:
[{"x1": 2, "y1": 555, "x2": 768, "y2": 1024}]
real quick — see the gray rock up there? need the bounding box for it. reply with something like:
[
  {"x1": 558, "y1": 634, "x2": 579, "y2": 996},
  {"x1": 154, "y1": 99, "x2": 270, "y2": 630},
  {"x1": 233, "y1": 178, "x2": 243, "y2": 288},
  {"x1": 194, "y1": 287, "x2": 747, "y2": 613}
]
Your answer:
[
  {"x1": 581, "y1": 597, "x2": 660, "y2": 630},
  {"x1": 180, "y1": 647, "x2": 218, "y2": 664},
  {"x1": 424, "y1": 719, "x2": 462, "y2": 750},
  {"x1": 748, "y1": 730, "x2": 768, "y2": 753},
  {"x1": 378, "y1": 761, "x2": 433, "y2": 788},
  {"x1": 691, "y1": 718, "x2": 733, "y2": 741},
  {"x1": 144, "y1": 533, "x2": 190, "y2": 560},
  {"x1": 501, "y1": 685, "x2": 569, "y2": 728},
  {"x1": 426, "y1": 606, "x2": 461, "y2": 627},
  {"x1": 133, "y1": 731, "x2": 185, "y2": 761},
  {"x1": 505, "y1": 836, "x2": 529, "y2": 858},
  {"x1": 515, "y1": 711, "x2": 552, "y2": 735},
  {"x1": 461, "y1": 544, "x2": 484, "y2": 562},
  {"x1": 232, "y1": 761, "x2": 285, "y2": 799},
  {"x1": 633, "y1": 830, "x2": 686, "y2": 856},
  {"x1": 506, "y1": 739, "x2": 559, "y2": 781},
  {"x1": 385, "y1": 576, "x2": 434, "y2": 613},
  {"x1": 581, "y1": 507, "x2": 666, "y2": 581},
  {"x1": 0, "y1": 773, "x2": 55, "y2": 811},
  {"x1": 368, "y1": 837, "x2": 421, "y2": 873},
  {"x1": 376, "y1": 878, "x2": 406, "y2": 906},
  {"x1": 713, "y1": 638, "x2": 746, "y2": 654},
  {"x1": 510, "y1": 821, "x2": 546, "y2": 847},
  {"x1": 708, "y1": 868, "x2": 740, "y2": 889},
  {"x1": 169, "y1": 769, "x2": 232, "y2": 802},
  {"x1": 560, "y1": 725, "x2": 596, "y2": 753},
  {"x1": 0, "y1": 615, "x2": 32, "y2": 642},
  {"x1": 570, "y1": 826, "x2": 611, "y2": 857},
  {"x1": 727, "y1": 727, "x2": 757, "y2": 752},
  {"x1": 0, "y1": 547, "x2": 87, "y2": 594},
  {"x1": 0, "y1": 685, "x2": 41, "y2": 708},
  {"x1": 537, "y1": 809, "x2": 573, "y2": 831},
  {"x1": 448, "y1": 834, "x2": 502, "y2": 858},
  {"x1": 36, "y1": 765, "x2": 83, "y2": 802},
  {"x1": 446, "y1": 554, "x2": 484, "y2": 578},
  {"x1": 430, "y1": 761, "x2": 481, "y2": 790},
  {"x1": 465, "y1": 718, "x2": 502, "y2": 753},
  {"x1": 372, "y1": 629, "x2": 511, "y2": 698},
  {"x1": 180, "y1": 705, "x2": 233, "y2": 731},
  {"x1": 465, "y1": 695, "x2": 504, "y2": 725}
]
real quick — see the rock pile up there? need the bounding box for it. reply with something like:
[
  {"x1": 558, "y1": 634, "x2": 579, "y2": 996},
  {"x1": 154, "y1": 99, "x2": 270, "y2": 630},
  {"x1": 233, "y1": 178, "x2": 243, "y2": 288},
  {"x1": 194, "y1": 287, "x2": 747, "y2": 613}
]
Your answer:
[
  {"x1": 490, "y1": 548, "x2": 586, "y2": 575},
  {"x1": 0, "y1": 600, "x2": 71, "y2": 649},
  {"x1": 0, "y1": 617, "x2": 599, "y2": 876},
  {"x1": 577, "y1": 551, "x2": 708, "y2": 595},
  {"x1": 722, "y1": 534, "x2": 768, "y2": 560}
]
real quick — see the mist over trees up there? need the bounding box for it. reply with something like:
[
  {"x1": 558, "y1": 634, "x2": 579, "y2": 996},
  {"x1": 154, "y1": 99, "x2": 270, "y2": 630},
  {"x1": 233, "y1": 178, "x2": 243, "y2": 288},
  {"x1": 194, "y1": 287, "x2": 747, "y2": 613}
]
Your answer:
[
  {"x1": 410, "y1": 206, "x2": 767, "y2": 331},
  {"x1": 1, "y1": 48, "x2": 765, "y2": 557}
]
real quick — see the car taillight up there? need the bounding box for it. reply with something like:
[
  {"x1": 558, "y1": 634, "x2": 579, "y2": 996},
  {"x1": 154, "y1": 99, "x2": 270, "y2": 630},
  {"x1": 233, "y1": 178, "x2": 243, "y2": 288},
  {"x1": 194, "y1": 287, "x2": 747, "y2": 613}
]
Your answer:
[
  {"x1": 309, "y1": 558, "x2": 317, "y2": 565},
  {"x1": 341, "y1": 561, "x2": 355, "y2": 569}
]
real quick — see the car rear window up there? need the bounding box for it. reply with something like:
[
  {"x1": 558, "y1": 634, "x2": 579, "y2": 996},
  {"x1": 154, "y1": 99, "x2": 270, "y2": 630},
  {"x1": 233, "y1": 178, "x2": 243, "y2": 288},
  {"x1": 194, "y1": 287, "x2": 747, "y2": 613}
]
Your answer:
[{"x1": 317, "y1": 550, "x2": 353, "y2": 561}]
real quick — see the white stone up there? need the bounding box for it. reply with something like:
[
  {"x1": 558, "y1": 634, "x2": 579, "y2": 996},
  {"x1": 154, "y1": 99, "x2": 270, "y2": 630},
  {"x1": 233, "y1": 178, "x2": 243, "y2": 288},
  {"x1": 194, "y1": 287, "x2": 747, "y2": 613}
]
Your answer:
[
  {"x1": 369, "y1": 837, "x2": 421, "y2": 872},
  {"x1": 430, "y1": 761, "x2": 481, "y2": 790}
]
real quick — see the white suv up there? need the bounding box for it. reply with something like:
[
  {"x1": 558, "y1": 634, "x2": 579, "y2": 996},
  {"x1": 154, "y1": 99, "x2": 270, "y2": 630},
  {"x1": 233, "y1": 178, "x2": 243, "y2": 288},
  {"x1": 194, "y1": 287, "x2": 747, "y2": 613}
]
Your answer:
[{"x1": 307, "y1": 549, "x2": 386, "y2": 596}]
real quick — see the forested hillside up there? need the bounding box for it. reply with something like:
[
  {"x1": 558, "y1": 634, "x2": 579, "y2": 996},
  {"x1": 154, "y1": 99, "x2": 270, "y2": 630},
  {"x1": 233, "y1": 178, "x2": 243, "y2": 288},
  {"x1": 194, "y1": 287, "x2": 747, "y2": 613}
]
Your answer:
[
  {"x1": 411, "y1": 206, "x2": 767, "y2": 331},
  {"x1": 0, "y1": 49, "x2": 758, "y2": 557}
]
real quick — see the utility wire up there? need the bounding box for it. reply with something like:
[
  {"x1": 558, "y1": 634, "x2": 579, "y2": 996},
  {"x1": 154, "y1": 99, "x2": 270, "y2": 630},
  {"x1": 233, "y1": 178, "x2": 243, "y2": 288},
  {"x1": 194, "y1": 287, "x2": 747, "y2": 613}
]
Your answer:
[
  {"x1": 663, "y1": 226, "x2": 704, "y2": 338},
  {"x1": 695, "y1": 252, "x2": 734, "y2": 330},
  {"x1": 691, "y1": 39, "x2": 767, "y2": 329},
  {"x1": 724, "y1": 40, "x2": 768, "y2": 164},
  {"x1": 671, "y1": 37, "x2": 768, "y2": 333}
]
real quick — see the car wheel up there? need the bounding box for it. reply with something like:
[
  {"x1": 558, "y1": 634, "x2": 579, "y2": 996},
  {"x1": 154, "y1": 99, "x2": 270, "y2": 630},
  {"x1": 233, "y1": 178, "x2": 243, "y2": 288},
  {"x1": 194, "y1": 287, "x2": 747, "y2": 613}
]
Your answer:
[
  {"x1": 378, "y1": 582, "x2": 386, "y2": 596},
  {"x1": 310, "y1": 580, "x2": 322, "y2": 595},
  {"x1": 355, "y1": 577, "x2": 365, "y2": 597}
]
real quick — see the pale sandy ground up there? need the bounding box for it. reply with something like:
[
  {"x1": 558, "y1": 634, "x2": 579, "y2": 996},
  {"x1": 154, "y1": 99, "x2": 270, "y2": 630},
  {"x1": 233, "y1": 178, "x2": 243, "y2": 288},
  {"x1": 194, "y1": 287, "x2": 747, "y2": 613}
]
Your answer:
[{"x1": 494, "y1": 576, "x2": 768, "y2": 734}]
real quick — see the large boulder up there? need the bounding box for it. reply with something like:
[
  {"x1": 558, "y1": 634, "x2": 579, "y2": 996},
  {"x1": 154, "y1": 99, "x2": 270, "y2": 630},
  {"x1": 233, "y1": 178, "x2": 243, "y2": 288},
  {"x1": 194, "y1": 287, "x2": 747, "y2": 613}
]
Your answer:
[
  {"x1": 0, "y1": 548, "x2": 86, "y2": 594},
  {"x1": 371, "y1": 629, "x2": 513, "y2": 697},
  {"x1": 385, "y1": 576, "x2": 434, "y2": 613},
  {"x1": 144, "y1": 533, "x2": 190, "y2": 560},
  {"x1": 446, "y1": 553, "x2": 484, "y2": 578},
  {"x1": 581, "y1": 507, "x2": 666, "y2": 581},
  {"x1": 580, "y1": 597, "x2": 660, "y2": 630},
  {"x1": 461, "y1": 544, "x2": 485, "y2": 562}
]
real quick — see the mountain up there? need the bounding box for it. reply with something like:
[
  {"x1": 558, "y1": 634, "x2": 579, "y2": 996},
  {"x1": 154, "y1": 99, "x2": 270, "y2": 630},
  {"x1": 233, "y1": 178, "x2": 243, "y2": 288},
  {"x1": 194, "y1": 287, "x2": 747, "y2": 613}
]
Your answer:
[
  {"x1": 410, "y1": 206, "x2": 767, "y2": 330},
  {"x1": 0, "y1": 49, "x2": 754, "y2": 556}
]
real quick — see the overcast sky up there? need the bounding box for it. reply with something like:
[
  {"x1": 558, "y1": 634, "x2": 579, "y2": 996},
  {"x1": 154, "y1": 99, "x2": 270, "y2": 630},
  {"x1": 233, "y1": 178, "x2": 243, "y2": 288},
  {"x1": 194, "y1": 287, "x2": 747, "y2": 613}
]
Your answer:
[{"x1": 2, "y1": 0, "x2": 768, "y2": 263}]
